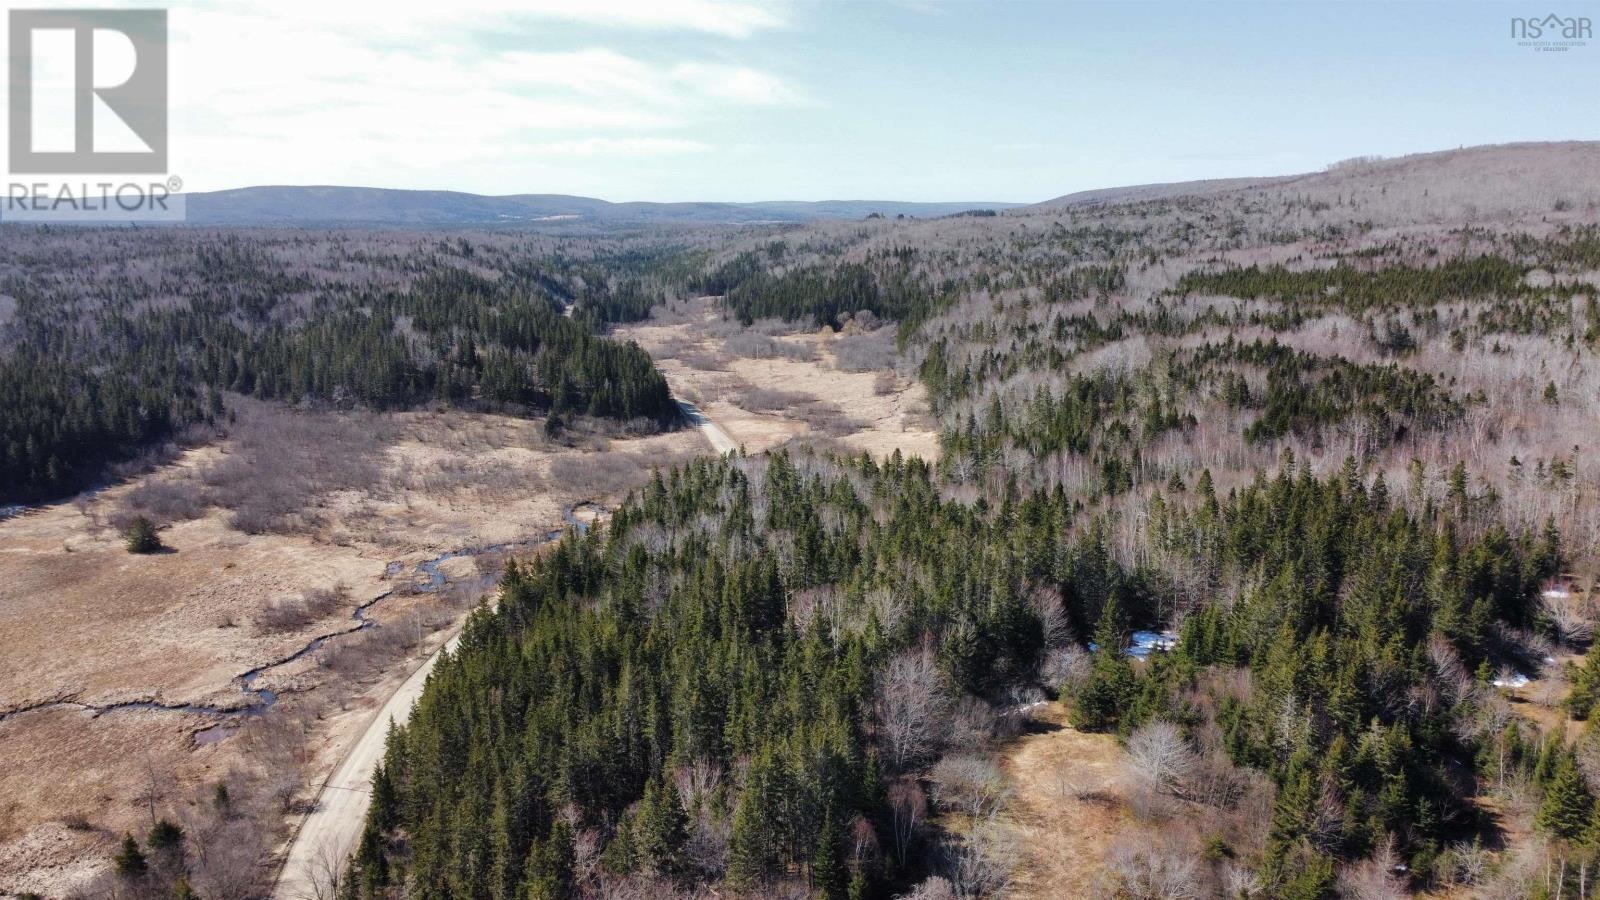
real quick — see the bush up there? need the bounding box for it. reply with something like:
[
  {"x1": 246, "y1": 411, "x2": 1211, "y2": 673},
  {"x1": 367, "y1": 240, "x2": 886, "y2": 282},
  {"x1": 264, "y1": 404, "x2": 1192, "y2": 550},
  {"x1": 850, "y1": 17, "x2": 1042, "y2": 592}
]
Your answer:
[
  {"x1": 124, "y1": 516, "x2": 163, "y2": 554},
  {"x1": 723, "y1": 332, "x2": 816, "y2": 361},
  {"x1": 832, "y1": 327, "x2": 898, "y2": 372},
  {"x1": 113, "y1": 478, "x2": 207, "y2": 532},
  {"x1": 148, "y1": 819, "x2": 184, "y2": 851},
  {"x1": 733, "y1": 384, "x2": 809, "y2": 413},
  {"x1": 255, "y1": 585, "x2": 351, "y2": 634}
]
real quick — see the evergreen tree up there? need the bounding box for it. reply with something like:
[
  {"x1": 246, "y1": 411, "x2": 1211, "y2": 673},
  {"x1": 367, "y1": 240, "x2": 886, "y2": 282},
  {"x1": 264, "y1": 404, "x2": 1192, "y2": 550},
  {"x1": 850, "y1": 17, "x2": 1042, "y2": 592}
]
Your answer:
[
  {"x1": 1070, "y1": 593, "x2": 1135, "y2": 732},
  {"x1": 522, "y1": 821, "x2": 575, "y2": 900},
  {"x1": 352, "y1": 819, "x2": 389, "y2": 896},
  {"x1": 114, "y1": 834, "x2": 147, "y2": 877},
  {"x1": 1536, "y1": 753, "x2": 1597, "y2": 841},
  {"x1": 812, "y1": 816, "x2": 849, "y2": 900},
  {"x1": 124, "y1": 516, "x2": 163, "y2": 554},
  {"x1": 633, "y1": 776, "x2": 688, "y2": 875},
  {"x1": 147, "y1": 818, "x2": 183, "y2": 852}
]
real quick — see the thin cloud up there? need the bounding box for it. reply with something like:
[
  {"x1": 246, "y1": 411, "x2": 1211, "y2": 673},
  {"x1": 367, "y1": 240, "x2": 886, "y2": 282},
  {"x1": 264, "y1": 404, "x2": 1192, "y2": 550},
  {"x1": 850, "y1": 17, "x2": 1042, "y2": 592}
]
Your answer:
[
  {"x1": 176, "y1": 0, "x2": 791, "y2": 41},
  {"x1": 672, "y1": 62, "x2": 813, "y2": 106},
  {"x1": 505, "y1": 0, "x2": 791, "y2": 39},
  {"x1": 525, "y1": 137, "x2": 714, "y2": 157}
]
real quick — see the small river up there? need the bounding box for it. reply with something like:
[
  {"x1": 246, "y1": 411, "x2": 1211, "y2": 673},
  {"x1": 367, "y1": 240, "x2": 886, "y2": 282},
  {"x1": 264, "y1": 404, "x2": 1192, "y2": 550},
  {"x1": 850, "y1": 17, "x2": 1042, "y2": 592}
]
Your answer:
[{"x1": 0, "y1": 502, "x2": 607, "y2": 745}]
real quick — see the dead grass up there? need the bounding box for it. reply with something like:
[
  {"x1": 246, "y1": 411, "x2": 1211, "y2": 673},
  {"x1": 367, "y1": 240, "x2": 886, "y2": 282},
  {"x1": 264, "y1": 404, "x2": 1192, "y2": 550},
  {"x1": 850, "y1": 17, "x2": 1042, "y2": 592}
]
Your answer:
[
  {"x1": 616, "y1": 298, "x2": 941, "y2": 462},
  {"x1": 993, "y1": 702, "x2": 1131, "y2": 898},
  {"x1": 255, "y1": 585, "x2": 352, "y2": 635}
]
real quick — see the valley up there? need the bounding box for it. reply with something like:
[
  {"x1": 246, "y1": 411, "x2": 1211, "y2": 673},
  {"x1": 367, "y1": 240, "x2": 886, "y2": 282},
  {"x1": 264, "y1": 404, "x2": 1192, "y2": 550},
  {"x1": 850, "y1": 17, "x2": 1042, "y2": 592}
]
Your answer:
[{"x1": 1, "y1": 143, "x2": 1598, "y2": 900}]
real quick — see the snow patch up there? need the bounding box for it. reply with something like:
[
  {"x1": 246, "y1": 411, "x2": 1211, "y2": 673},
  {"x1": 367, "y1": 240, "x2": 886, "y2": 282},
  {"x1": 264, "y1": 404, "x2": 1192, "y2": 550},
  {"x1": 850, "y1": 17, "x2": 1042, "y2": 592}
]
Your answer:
[
  {"x1": 1491, "y1": 671, "x2": 1531, "y2": 689},
  {"x1": 1087, "y1": 630, "x2": 1180, "y2": 659}
]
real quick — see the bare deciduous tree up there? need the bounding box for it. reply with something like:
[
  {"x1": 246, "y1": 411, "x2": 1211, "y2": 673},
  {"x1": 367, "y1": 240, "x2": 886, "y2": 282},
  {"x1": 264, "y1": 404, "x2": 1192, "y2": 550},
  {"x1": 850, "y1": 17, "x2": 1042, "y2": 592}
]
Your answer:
[
  {"x1": 1450, "y1": 838, "x2": 1492, "y2": 887},
  {"x1": 874, "y1": 647, "x2": 947, "y2": 771},
  {"x1": 939, "y1": 822, "x2": 1016, "y2": 899},
  {"x1": 1107, "y1": 840, "x2": 1202, "y2": 900},
  {"x1": 1126, "y1": 721, "x2": 1197, "y2": 797},
  {"x1": 306, "y1": 838, "x2": 346, "y2": 900},
  {"x1": 1028, "y1": 585, "x2": 1073, "y2": 649},
  {"x1": 930, "y1": 754, "x2": 1011, "y2": 823},
  {"x1": 901, "y1": 875, "x2": 958, "y2": 900},
  {"x1": 1223, "y1": 863, "x2": 1263, "y2": 899},
  {"x1": 1337, "y1": 836, "x2": 1408, "y2": 900},
  {"x1": 888, "y1": 778, "x2": 928, "y2": 863}
]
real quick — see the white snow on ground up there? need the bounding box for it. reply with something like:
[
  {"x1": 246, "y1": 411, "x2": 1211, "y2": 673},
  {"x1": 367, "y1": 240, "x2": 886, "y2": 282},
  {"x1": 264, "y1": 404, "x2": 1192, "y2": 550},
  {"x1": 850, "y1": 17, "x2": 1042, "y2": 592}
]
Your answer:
[
  {"x1": 1126, "y1": 630, "x2": 1180, "y2": 659},
  {"x1": 1491, "y1": 671, "x2": 1531, "y2": 689},
  {"x1": 1089, "y1": 630, "x2": 1181, "y2": 659}
]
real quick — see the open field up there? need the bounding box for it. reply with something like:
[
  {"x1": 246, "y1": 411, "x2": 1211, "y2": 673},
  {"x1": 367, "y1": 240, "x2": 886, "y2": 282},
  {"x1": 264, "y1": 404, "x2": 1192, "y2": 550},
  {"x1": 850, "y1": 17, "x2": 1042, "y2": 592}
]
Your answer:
[
  {"x1": 0, "y1": 406, "x2": 706, "y2": 896},
  {"x1": 616, "y1": 297, "x2": 942, "y2": 462}
]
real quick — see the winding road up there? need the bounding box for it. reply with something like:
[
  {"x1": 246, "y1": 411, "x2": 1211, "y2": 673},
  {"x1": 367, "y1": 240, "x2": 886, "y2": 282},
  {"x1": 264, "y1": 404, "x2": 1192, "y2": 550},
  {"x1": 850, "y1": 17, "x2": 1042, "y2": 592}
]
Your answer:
[{"x1": 271, "y1": 402, "x2": 735, "y2": 898}]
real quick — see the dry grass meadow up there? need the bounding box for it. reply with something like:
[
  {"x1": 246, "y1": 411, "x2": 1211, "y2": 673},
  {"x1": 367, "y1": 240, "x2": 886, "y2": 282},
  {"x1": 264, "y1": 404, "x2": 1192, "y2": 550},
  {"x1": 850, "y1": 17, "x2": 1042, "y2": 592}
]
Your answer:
[{"x1": 616, "y1": 296, "x2": 941, "y2": 462}]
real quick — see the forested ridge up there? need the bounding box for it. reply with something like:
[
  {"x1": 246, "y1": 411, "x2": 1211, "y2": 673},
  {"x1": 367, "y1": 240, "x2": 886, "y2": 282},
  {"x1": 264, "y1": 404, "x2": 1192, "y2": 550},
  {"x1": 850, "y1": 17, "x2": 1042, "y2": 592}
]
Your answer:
[
  {"x1": 13, "y1": 147, "x2": 1599, "y2": 898},
  {"x1": 0, "y1": 232, "x2": 677, "y2": 504}
]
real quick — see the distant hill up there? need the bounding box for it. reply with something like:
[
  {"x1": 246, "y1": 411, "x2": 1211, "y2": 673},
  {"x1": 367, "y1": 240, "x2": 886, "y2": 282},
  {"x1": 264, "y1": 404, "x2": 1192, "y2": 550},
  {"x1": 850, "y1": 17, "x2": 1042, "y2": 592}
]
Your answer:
[
  {"x1": 1031, "y1": 176, "x2": 1284, "y2": 209},
  {"x1": 1029, "y1": 142, "x2": 1600, "y2": 219},
  {"x1": 181, "y1": 186, "x2": 1023, "y2": 227}
]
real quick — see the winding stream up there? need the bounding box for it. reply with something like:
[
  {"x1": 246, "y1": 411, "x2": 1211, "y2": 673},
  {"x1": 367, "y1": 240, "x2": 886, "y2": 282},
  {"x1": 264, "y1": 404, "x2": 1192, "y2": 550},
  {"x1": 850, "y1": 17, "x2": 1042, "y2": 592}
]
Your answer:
[{"x1": 0, "y1": 502, "x2": 608, "y2": 745}]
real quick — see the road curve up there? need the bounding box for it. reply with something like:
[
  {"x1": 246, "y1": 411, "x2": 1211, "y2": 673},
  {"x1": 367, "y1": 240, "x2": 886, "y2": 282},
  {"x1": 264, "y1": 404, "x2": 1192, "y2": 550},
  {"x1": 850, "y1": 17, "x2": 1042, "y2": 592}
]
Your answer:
[
  {"x1": 677, "y1": 399, "x2": 738, "y2": 455},
  {"x1": 272, "y1": 629, "x2": 462, "y2": 899}
]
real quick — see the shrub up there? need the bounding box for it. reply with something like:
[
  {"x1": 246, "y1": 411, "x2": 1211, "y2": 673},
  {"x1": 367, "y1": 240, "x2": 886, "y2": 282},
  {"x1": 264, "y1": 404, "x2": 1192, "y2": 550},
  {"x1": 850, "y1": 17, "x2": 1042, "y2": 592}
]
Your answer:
[
  {"x1": 124, "y1": 516, "x2": 163, "y2": 554},
  {"x1": 148, "y1": 819, "x2": 184, "y2": 851}
]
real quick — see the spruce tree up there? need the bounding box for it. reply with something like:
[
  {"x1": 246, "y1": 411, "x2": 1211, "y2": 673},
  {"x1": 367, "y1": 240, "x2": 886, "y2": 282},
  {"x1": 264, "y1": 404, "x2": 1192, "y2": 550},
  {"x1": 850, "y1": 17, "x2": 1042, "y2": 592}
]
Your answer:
[
  {"x1": 147, "y1": 818, "x2": 183, "y2": 852},
  {"x1": 124, "y1": 516, "x2": 163, "y2": 554},
  {"x1": 812, "y1": 816, "x2": 849, "y2": 900},
  {"x1": 1070, "y1": 592, "x2": 1135, "y2": 732},
  {"x1": 114, "y1": 834, "x2": 147, "y2": 877},
  {"x1": 634, "y1": 776, "x2": 688, "y2": 875},
  {"x1": 521, "y1": 821, "x2": 574, "y2": 900},
  {"x1": 353, "y1": 820, "x2": 389, "y2": 896},
  {"x1": 1536, "y1": 754, "x2": 1597, "y2": 841}
]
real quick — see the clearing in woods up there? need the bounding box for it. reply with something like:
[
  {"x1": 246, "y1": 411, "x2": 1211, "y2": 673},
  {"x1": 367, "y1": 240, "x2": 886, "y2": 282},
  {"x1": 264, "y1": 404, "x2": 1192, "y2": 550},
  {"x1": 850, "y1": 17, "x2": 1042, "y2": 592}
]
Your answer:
[{"x1": 999, "y1": 703, "x2": 1130, "y2": 898}]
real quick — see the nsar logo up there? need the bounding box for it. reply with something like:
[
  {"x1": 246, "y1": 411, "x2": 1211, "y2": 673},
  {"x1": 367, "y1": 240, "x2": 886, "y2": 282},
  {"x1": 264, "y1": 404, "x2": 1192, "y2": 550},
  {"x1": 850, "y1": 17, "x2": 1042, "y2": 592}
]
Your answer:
[{"x1": 1510, "y1": 13, "x2": 1592, "y2": 51}]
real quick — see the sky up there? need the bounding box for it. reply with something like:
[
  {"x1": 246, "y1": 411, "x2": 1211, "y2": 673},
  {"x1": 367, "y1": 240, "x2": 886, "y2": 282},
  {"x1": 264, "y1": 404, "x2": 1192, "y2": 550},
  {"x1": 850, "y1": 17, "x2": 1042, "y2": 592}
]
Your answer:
[{"x1": 4, "y1": 0, "x2": 1599, "y2": 201}]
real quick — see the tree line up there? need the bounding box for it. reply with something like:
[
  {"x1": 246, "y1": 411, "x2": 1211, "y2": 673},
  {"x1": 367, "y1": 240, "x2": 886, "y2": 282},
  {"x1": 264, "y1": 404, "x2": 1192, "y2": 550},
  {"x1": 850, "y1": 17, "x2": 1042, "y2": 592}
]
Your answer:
[{"x1": 0, "y1": 242, "x2": 674, "y2": 503}]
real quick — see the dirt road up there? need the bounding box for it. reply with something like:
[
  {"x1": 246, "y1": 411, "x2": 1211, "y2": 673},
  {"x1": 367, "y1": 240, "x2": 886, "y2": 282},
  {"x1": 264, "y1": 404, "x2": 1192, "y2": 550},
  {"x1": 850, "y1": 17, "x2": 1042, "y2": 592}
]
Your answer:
[
  {"x1": 678, "y1": 399, "x2": 739, "y2": 454},
  {"x1": 272, "y1": 628, "x2": 461, "y2": 899}
]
